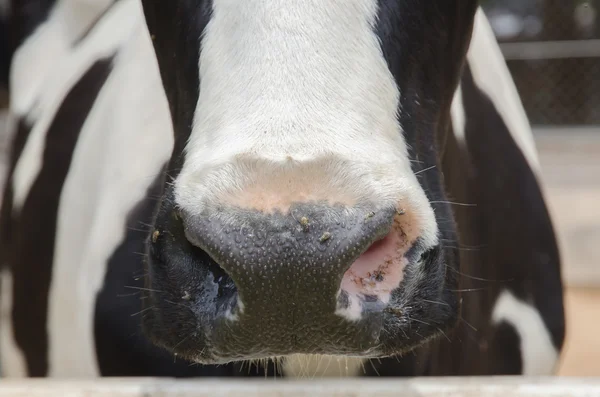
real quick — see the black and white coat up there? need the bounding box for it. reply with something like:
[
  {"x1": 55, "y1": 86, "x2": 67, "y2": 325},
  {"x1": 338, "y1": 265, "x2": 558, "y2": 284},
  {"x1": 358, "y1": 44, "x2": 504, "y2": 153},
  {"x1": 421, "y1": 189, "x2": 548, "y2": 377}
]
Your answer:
[{"x1": 0, "y1": 0, "x2": 564, "y2": 378}]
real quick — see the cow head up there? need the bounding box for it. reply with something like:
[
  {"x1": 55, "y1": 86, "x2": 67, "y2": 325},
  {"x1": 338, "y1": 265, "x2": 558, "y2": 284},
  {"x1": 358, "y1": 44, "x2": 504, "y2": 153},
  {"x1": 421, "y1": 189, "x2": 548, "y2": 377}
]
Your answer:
[{"x1": 141, "y1": 0, "x2": 478, "y2": 364}]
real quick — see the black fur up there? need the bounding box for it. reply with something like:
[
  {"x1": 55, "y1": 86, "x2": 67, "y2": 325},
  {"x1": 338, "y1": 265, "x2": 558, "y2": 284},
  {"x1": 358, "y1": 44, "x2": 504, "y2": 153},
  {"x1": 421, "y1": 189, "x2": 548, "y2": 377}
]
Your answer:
[
  {"x1": 141, "y1": 0, "x2": 212, "y2": 177},
  {"x1": 9, "y1": 0, "x2": 56, "y2": 52}
]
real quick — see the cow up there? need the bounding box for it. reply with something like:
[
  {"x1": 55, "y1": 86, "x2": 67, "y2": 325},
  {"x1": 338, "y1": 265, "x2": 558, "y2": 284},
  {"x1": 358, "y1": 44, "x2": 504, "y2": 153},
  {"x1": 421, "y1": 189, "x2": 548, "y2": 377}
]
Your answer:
[{"x1": 0, "y1": 0, "x2": 565, "y2": 379}]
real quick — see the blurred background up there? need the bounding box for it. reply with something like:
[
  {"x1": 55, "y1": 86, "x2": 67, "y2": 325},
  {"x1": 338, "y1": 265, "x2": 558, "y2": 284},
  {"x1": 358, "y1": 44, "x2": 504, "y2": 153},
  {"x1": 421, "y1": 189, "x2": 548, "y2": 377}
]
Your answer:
[
  {"x1": 0, "y1": 0, "x2": 597, "y2": 377},
  {"x1": 479, "y1": 0, "x2": 600, "y2": 376}
]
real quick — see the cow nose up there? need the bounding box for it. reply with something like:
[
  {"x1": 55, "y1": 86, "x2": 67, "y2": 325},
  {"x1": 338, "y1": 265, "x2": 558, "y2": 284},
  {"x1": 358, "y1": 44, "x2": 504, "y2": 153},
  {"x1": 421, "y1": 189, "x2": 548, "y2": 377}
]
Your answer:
[{"x1": 181, "y1": 203, "x2": 401, "y2": 354}]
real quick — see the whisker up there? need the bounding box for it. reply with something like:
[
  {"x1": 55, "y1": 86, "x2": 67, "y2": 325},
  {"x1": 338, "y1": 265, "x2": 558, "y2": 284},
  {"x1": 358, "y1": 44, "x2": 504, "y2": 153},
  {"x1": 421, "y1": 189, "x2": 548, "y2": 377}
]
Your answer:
[
  {"x1": 449, "y1": 287, "x2": 488, "y2": 293},
  {"x1": 400, "y1": 328, "x2": 409, "y2": 339},
  {"x1": 414, "y1": 165, "x2": 437, "y2": 175},
  {"x1": 128, "y1": 226, "x2": 151, "y2": 233},
  {"x1": 442, "y1": 245, "x2": 482, "y2": 252},
  {"x1": 422, "y1": 299, "x2": 450, "y2": 307},
  {"x1": 429, "y1": 200, "x2": 477, "y2": 207},
  {"x1": 173, "y1": 334, "x2": 192, "y2": 350},
  {"x1": 125, "y1": 285, "x2": 163, "y2": 293},
  {"x1": 445, "y1": 265, "x2": 515, "y2": 283},
  {"x1": 368, "y1": 359, "x2": 380, "y2": 376},
  {"x1": 437, "y1": 327, "x2": 452, "y2": 343},
  {"x1": 322, "y1": 355, "x2": 334, "y2": 377},
  {"x1": 164, "y1": 299, "x2": 191, "y2": 309},
  {"x1": 360, "y1": 359, "x2": 367, "y2": 376},
  {"x1": 460, "y1": 317, "x2": 479, "y2": 332},
  {"x1": 263, "y1": 358, "x2": 268, "y2": 379},
  {"x1": 116, "y1": 292, "x2": 140, "y2": 298},
  {"x1": 407, "y1": 316, "x2": 432, "y2": 327},
  {"x1": 130, "y1": 305, "x2": 155, "y2": 317},
  {"x1": 439, "y1": 239, "x2": 485, "y2": 249}
]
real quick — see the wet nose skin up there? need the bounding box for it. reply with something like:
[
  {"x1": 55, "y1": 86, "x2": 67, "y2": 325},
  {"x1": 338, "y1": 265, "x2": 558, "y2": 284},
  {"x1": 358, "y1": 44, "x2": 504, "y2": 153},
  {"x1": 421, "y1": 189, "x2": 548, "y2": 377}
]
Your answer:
[{"x1": 182, "y1": 203, "x2": 397, "y2": 360}]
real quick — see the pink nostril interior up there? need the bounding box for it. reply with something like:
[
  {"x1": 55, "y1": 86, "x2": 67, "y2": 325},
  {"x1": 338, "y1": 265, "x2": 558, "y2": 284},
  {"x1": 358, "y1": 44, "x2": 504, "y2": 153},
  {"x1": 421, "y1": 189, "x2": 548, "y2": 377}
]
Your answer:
[
  {"x1": 362, "y1": 236, "x2": 389, "y2": 256},
  {"x1": 340, "y1": 227, "x2": 409, "y2": 303}
]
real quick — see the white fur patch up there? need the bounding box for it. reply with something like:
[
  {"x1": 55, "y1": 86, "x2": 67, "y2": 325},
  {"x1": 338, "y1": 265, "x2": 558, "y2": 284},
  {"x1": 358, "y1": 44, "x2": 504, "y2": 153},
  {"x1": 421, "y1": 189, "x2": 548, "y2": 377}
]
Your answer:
[
  {"x1": 10, "y1": 0, "x2": 115, "y2": 118},
  {"x1": 0, "y1": 270, "x2": 28, "y2": 377},
  {"x1": 491, "y1": 289, "x2": 559, "y2": 376},
  {"x1": 175, "y1": 0, "x2": 439, "y2": 250},
  {"x1": 450, "y1": 84, "x2": 466, "y2": 146},
  {"x1": 465, "y1": 9, "x2": 540, "y2": 172},
  {"x1": 334, "y1": 293, "x2": 363, "y2": 322},
  {"x1": 282, "y1": 354, "x2": 363, "y2": 378}
]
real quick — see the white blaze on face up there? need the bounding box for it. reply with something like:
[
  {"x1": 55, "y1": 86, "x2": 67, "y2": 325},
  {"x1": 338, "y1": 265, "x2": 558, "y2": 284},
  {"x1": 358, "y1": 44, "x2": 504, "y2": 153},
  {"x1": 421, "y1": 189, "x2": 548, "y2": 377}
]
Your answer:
[{"x1": 173, "y1": 0, "x2": 438, "y2": 251}]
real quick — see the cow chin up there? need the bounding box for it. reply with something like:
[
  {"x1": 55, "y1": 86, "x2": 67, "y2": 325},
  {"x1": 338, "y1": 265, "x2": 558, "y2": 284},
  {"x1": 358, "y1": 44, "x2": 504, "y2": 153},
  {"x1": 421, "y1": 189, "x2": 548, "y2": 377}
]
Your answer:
[{"x1": 141, "y1": 189, "x2": 459, "y2": 365}]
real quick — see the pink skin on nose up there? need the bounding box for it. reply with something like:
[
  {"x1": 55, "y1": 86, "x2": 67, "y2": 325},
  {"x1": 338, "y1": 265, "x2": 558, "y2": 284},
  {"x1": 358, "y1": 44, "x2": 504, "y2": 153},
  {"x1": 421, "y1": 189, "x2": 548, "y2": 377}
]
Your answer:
[{"x1": 341, "y1": 211, "x2": 417, "y2": 303}]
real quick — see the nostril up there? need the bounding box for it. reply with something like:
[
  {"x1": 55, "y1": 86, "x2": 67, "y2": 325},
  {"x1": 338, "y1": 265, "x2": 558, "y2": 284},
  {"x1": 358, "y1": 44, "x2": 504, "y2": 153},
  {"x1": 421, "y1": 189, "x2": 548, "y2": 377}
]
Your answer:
[
  {"x1": 361, "y1": 234, "x2": 393, "y2": 257},
  {"x1": 340, "y1": 208, "x2": 419, "y2": 307}
]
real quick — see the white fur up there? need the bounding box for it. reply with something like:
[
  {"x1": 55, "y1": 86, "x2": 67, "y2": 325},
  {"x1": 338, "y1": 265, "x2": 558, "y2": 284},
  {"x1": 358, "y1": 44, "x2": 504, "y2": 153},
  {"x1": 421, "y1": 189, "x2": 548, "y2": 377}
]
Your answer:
[
  {"x1": 175, "y1": 0, "x2": 439, "y2": 251},
  {"x1": 492, "y1": 289, "x2": 559, "y2": 376},
  {"x1": 10, "y1": 0, "x2": 115, "y2": 118},
  {"x1": 0, "y1": 270, "x2": 27, "y2": 377},
  {"x1": 334, "y1": 294, "x2": 363, "y2": 323},
  {"x1": 46, "y1": 0, "x2": 173, "y2": 377},
  {"x1": 282, "y1": 354, "x2": 363, "y2": 378},
  {"x1": 464, "y1": 9, "x2": 540, "y2": 172},
  {"x1": 450, "y1": 84, "x2": 466, "y2": 146}
]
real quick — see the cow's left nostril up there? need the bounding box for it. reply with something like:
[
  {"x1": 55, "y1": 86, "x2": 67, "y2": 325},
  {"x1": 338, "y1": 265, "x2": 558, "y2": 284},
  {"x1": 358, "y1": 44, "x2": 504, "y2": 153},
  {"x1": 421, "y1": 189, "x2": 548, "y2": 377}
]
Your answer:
[{"x1": 340, "y1": 222, "x2": 412, "y2": 311}]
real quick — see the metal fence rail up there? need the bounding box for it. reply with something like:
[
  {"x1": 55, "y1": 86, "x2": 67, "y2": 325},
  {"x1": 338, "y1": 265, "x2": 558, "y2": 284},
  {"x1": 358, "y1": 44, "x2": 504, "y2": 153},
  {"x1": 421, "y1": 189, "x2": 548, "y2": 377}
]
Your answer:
[{"x1": 0, "y1": 377, "x2": 598, "y2": 397}]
